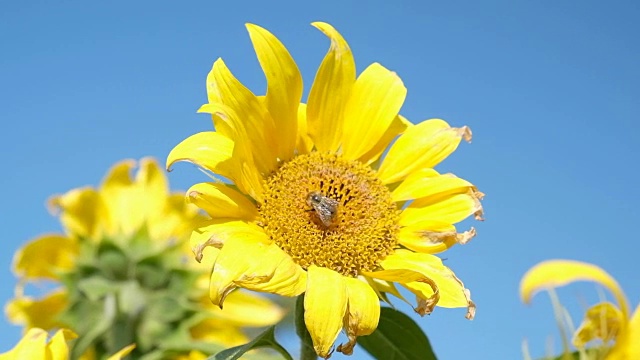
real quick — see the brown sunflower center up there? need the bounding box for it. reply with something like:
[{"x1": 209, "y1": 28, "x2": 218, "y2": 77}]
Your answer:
[{"x1": 259, "y1": 152, "x2": 399, "y2": 277}]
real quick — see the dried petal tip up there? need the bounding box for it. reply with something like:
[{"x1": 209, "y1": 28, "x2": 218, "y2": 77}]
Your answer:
[
  {"x1": 415, "y1": 277, "x2": 440, "y2": 316},
  {"x1": 337, "y1": 339, "x2": 355, "y2": 355},
  {"x1": 459, "y1": 126, "x2": 472, "y2": 142},
  {"x1": 191, "y1": 237, "x2": 223, "y2": 262},
  {"x1": 457, "y1": 227, "x2": 477, "y2": 245},
  {"x1": 465, "y1": 289, "x2": 477, "y2": 320}
]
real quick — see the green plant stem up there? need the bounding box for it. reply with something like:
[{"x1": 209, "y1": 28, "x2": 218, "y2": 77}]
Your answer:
[
  {"x1": 295, "y1": 295, "x2": 317, "y2": 360},
  {"x1": 547, "y1": 288, "x2": 572, "y2": 359}
]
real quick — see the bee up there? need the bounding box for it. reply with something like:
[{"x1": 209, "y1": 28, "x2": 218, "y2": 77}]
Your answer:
[{"x1": 306, "y1": 191, "x2": 339, "y2": 228}]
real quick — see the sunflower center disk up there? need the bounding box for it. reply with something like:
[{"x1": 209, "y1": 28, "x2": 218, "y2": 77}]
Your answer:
[{"x1": 259, "y1": 152, "x2": 399, "y2": 277}]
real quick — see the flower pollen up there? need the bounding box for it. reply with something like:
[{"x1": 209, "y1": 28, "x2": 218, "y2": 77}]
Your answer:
[{"x1": 259, "y1": 152, "x2": 399, "y2": 277}]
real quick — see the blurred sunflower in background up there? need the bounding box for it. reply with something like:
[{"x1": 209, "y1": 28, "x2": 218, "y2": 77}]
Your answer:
[
  {"x1": 521, "y1": 259, "x2": 640, "y2": 360},
  {"x1": 6, "y1": 158, "x2": 284, "y2": 360},
  {"x1": 0, "y1": 328, "x2": 134, "y2": 360},
  {"x1": 168, "y1": 22, "x2": 482, "y2": 358}
]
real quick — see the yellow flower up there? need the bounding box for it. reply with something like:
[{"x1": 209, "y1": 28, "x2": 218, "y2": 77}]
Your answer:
[
  {"x1": 167, "y1": 23, "x2": 482, "y2": 358},
  {"x1": 7, "y1": 158, "x2": 284, "y2": 359},
  {"x1": 0, "y1": 328, "x2": 134, "y2": 360},
  {"x1": 520, "y1": 259, "x2": 640, "y2": 359}
]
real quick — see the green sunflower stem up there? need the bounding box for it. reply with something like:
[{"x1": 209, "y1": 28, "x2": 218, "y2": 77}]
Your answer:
[{"x1": 295, "y1": 294, "x2": 317, "y2": 360}]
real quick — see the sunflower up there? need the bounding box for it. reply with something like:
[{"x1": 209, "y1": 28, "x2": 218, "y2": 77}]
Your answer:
[
  {"x1": 167, "y1": 23, "x2": 482, "y2": 358},
  {"x1": 6, "y1": 158, "x2": 283, "y2": 359},
  {"x1": 521, "y1": 260, "x2": 640, "y2": 359},
  {"x1": 0, "y1": 328, "x2": 134, "y2": 360}
]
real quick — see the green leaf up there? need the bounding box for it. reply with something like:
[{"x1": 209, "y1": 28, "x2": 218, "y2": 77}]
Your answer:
[
  {"x1": 294, "y1": 295, "x2": 316, "y2": 360},
  {"x1": 76, "y1": 276, "x2": 115, "y2": 301},
  {"x1": 71, "y1": 293, "x2": 118, "y2": 358},
  {"x1": 211, "y1": 326, "x2": 292, "y2": 360},
  {"x1": 357, "y1": 307, "x2": 437, "y2": 360}
]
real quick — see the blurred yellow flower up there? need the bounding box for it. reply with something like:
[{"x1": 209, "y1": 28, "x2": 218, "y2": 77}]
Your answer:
[
  {"x1": 168, "y1": 22, "x2": 481, "y2": 358},
  {"x1": 520, "y1": 259, "x2": 640, "y2": 359},
  {"x1": 7, "y1": 158, "x2": 284, "y2": 359},
  {"x1": 0, "y1": 328, "x2": 134, "y2": 360}
]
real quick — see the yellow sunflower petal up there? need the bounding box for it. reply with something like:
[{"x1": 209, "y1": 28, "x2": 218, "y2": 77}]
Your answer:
[
  {"x1": 189, "y1": 219, "x2": 264, "y2": 262},
  {"x1": 186, "y1": 182, "x2": 257, "y2": 221},
  {"x1": 210, "y1": 234, "x2": 306, "y2": 306},
  {"x1": 147, "y1": 193, "x2": 200, "y2": 242},
  {"x1": 189, "y1": 318, "x2": 248, "y2": 347},
  {"x1": 519, "y1": 260, "x2": 630, "y2": 319},
  {"x1": 381, "y1": 250, "x2": 475, "y2": 318},
  {"x1": 166, "y1": 131, "x2": 236, "y2": 181},
  {"x1": 399, "y1": 192, "x2": 484, "y2": 227},
  {"x1": 337, "y1": 277, "x2": 380, "y2": 355},
  {"x1": 378, "y1": 119, "x2": 472, "y2": 184},
  {"x1": 6, "y1": 291, "x2": 68, "y2": 330},
  {"x1": 392, "y1": 168, "x2": 476, "y2": 202},
  {"x1": 197, "y1": 103, "x2": 265, "y2": 201},
  {"x1": 306, "y1": 22, "x2": 356, "y2": 153},
  {"x1": 246, "y1": 23, "x2": 302, "y2": 162},
  {"x1": 341, "y1": 63, "x2": 406, "y2": 161},
  {"x1": 296, "y1": 103, "x2": 314, "y2": 154},
  {"x1": 204, "y1": 290, "x2": 285, "y2": 328},
  {"x1": 49, "y1": 329, "x2": 77, "y2": 360},
  {"x1": 360, "y1": 114, "x2": 412, "y2": 166},
  {"x1": 608, "y1": 304, "x2": 640, "y2": 360},
  {"x1": 0, "y1": 328, "x2": 48, "y2": 359},
  {"x1": 206, "y1": 58, "x2": 278, "y2": 174},
  {"x1": 105, "y1": 344, "x2": 136, "y2": 360},
  {"x1": 305, "y1": 266, "x2": 348, "y2": 359},
  {"x1": 48, "y1": 187, "x2": 106, "y2": 240},
  {"x1": 364, "y1": 276, "x2": 409, "y2": 306},
  {"x1": 398, "y1": 222, "x2": 476, "y2": 254},
  {"x1": 13, "y1": 234, "x2": 78, "y2": 281},
  {"x1": 572, "y1": 302, "x2": 623, "y2": 348},
  {"x1": 362, "y1": 268, "x2": 440, "y2": 316},
  {"x1": 100, "y1": 159, "x2": 146, "y2": 237}
]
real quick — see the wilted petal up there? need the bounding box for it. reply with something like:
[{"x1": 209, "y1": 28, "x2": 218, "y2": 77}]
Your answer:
[
  {"x1": 189, "y1": 219, "x2": 265, "y2": 263},
  {"x1": 337, "y1": 277, "x2": 380, "y2": 355},
  {"x1": 305, "y1": 266, "x2": 347, "y2": 359},
  {"x1": 210, "y1": 235, "x2": 306, "y2": 306},
  {"x1": 398, "y1": 222, "x2": 476, "y2": 254},
  {"x1": 377, "y1": 250, "x2": 475, "y2": 318}
]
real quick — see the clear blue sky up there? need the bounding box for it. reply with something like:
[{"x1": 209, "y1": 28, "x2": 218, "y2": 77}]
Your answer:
[{"x1": 1, "y1": 1, "x2": 639, "y2": 358}]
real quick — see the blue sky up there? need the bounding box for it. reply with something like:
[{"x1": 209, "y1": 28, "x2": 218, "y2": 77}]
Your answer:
[{"x1": 1, "y1": 0, "x2": 639, "y2": 358}]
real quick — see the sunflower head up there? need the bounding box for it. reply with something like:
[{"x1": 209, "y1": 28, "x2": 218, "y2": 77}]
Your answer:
[
  {"x1": 7, "y1": 158, "x2": 284, "y2": 359},
  {"x1": 168, "y1": 22, "x2": 482, "y2": 358}
]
